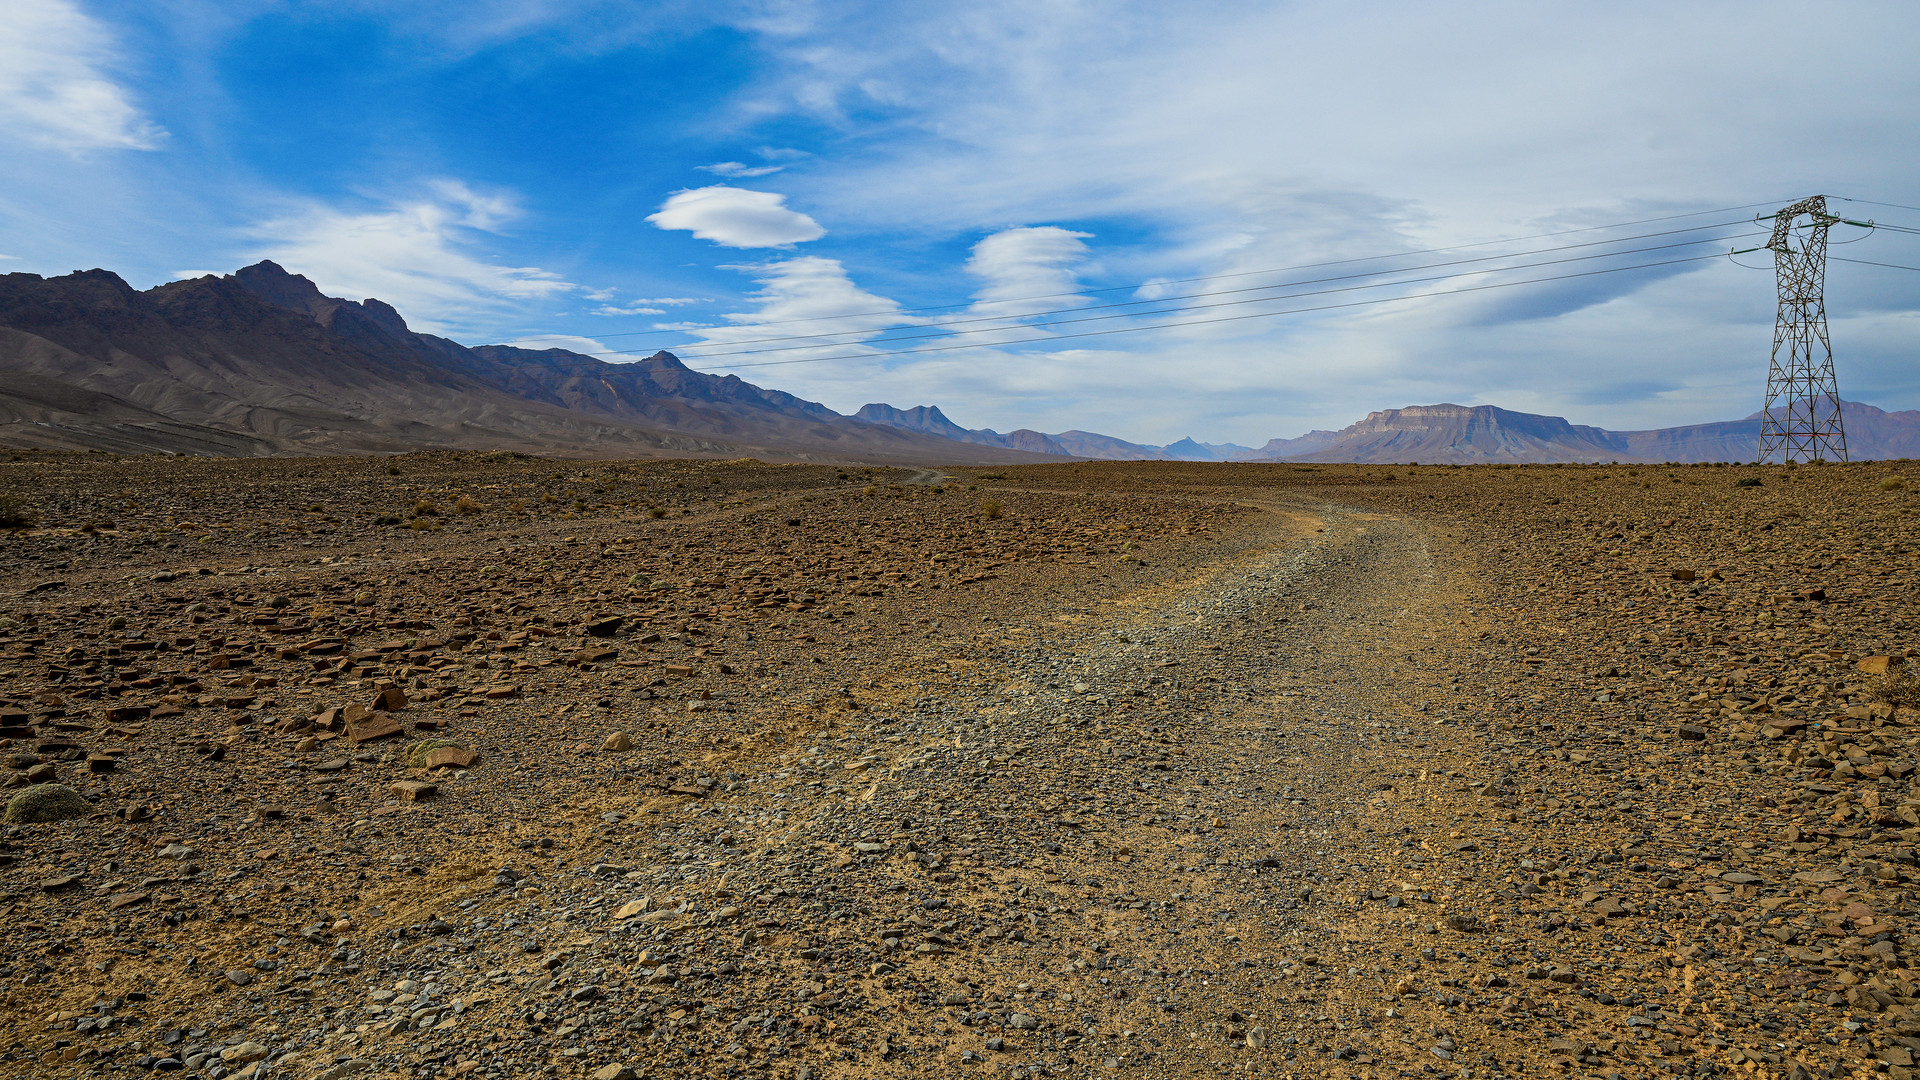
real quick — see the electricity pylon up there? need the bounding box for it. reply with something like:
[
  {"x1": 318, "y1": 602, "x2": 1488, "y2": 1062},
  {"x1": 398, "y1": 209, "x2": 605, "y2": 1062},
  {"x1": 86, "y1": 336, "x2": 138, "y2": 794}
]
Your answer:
[{"x1": 1756, "y1": 195, "x2": 1847, "y2": 463}]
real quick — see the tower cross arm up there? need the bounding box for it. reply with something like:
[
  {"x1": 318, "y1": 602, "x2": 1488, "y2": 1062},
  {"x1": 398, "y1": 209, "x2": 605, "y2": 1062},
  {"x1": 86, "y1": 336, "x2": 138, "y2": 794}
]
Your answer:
[{"x1": 1765, "y1": 195, "x2": 1837, "y2": 252}]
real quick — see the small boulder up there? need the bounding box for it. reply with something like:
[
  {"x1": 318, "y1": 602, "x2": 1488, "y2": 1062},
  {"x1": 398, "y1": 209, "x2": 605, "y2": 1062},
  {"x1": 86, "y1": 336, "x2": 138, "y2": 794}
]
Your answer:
[{"x1": 602, "y1": 732, "x2": 633, "y2": 752}]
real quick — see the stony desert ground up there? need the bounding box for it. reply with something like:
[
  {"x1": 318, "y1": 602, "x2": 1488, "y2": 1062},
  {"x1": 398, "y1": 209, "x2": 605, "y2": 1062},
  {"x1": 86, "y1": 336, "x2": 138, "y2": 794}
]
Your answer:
[{"x1": 0, "y1": 451, "x2": 1916, "y2": 1080}]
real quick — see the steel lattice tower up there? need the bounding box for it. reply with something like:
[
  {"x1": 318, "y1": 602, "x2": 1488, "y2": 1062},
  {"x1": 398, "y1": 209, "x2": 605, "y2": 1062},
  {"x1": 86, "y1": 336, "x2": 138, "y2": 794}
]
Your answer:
[{"x1": 1757, "y1": 195, "x2": 1847, "y2": 463}]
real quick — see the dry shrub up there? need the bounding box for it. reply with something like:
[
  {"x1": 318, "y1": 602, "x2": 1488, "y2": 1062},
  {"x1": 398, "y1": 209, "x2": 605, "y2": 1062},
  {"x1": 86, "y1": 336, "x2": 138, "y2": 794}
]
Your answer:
[
  {"x1": 0, "y1": 495, "x2": 37, "y2": 530},
  {"x1": 1882, "y1": 476, "x2": 1908, "y2": 491},
  {"x1": 1874, "y1": 667, "x2": 1920, "y2": 709},
  {"x1": 454, "y1": 495, "x2": 482, "y2": 515},
  {"x1": 981, "y1": 499, "x2": 1003, "y2": 520},
  {"x1": 649, "y1": 507, "x2": 666, "y2": 519},
  {"x1": 412, "y1": 499, "x2": 439, "y2": 517},
  {"x1": 408, "y1": 517, "x2": 434, "y2": 531}
]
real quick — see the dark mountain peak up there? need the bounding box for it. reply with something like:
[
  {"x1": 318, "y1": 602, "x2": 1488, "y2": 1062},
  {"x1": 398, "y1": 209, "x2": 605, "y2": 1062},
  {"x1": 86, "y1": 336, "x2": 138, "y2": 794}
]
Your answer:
[
  {"x1": 358, "y1": 297, "x2": 410, "y2": 336},
  {"x1": 637, "y1": 350, "x2": 690, "y2": 371},
  {"x1": 73, "y1": 268, "x2": 136, "y2": 289},
  {"x1": 227, "y1": 261, "x2": 414, "y2": 340},
  {"x1": 231, "y1": 260, "x2": 329, "y2": 313},
  {"x1": 855, "y1": 403, "x2": 967, "y2": 436}
]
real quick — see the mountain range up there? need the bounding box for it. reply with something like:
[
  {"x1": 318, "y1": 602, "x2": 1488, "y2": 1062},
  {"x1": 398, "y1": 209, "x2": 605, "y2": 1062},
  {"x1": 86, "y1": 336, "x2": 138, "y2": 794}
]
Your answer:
[
  {"x1": 0, "y1": 262, "x2": 1048, "y2": 463},
  {"x1": 1227, "y1": 401, "x2": 1920, "y2": 464},
  {"x1": 1, "y1": 261, "x2": 1914, "y2": 464}
]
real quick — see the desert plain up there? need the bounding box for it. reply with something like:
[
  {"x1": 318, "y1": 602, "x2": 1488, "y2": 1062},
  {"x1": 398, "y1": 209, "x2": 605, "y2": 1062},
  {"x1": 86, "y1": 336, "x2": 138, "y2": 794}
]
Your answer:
[{"x1": 0, "y1": 452, "x2": 1916, "y2": 1080}]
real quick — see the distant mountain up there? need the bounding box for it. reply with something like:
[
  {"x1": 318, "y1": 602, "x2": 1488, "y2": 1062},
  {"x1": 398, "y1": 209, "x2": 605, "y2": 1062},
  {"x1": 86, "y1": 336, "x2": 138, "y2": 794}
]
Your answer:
[
  {"x1": 1046, "y1": 430, "x2": 1163, "y2": 459},
  {"x1": 1241, "y1": 429, "x2": 1345, "y2": 459},
  {"x1": 1239, "y1": 401, "x2": 1920, "y2": 464},
  {"x1": 1158, "y1": 437, "x2": 1256, "y2": 462},
  {"x1": 853, "y1": 403, "x2": 1069, "y2": 456},
  {"x1": 855, "y1": 406, "x2": 1253, "y2": 461},
  {"x1": 0, "y1": 261, "x2": 1057, "y2": 463}
]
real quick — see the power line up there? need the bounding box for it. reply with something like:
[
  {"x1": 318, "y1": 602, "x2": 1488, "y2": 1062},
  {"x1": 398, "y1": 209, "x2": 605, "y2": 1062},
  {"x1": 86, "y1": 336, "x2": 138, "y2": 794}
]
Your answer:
[
  {"x1": 634, "y1": 219, "x2": 1760, "y2": 358},
  {"x1": 1837, "y1": 196, "x2": 1920, "y2": 216},
  {"x1": 657, "y1": 230, "x2": 1763, "y2": 363},
  {"x1": 695, "y1": 251, "x2": 1727, "y2": 372},
  {"x1": 1834, "y1": 256, "x2": 1920, "y2": 273},
  {"x1": 582, "y1": 199, "x2": 1795, "y2": 341}
]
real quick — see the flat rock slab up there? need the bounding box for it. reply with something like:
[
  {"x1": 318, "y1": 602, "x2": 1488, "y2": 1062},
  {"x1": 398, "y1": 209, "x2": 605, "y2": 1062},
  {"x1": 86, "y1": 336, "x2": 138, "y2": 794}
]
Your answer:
[
  {"x1": 424, "y1": 747, "x2": 479, "y2": 770},
  {"x1": 347, "y1": 713, "x2": 404, "y2": 744},
  {"x1": 390, "y1": 780, "x2": 438, "y2": 801}
]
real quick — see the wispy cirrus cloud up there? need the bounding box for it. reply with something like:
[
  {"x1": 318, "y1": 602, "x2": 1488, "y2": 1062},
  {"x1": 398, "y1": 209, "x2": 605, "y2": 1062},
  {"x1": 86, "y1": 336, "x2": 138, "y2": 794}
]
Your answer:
[
  {"x1": 0, "y1": 0, "x2": 166, "y2": 152},
  {"x1": 698, "y1": 161, "x2": 784, "y2": 178}
]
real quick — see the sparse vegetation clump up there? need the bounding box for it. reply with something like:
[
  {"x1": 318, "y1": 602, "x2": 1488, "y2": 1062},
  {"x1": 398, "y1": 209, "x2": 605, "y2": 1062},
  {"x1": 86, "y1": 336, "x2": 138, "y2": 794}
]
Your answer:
[
  {"x1": 1874, "y1": 666, "x2": 1920, "y2": 710},
  {"x1": 0, "y1": 494, "x2": 38, "y2": 530},
  {"x1": 412, "y1": 499, "x2": 439, "y2": 517},
  {"x1": 1884, "y1": 476, "x2": 1908, "y2": 491},
  {"x1": 404, "y1": 739, "x2": 470, "y2": 768},
  {"x1": 981, "y1": 499, "x2": 1003, "y2": 520},
  {"x1": 454, "y1": 494, "x2": 482, "y2": 514},
  {"x1": 4, "y1": 784, "x2": 89, "y2": 824}
]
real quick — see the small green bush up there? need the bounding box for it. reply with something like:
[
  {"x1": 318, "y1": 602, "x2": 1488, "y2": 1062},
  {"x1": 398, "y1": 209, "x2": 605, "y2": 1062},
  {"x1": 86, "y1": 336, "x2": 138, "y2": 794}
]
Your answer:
[{"x1": 4, "y1": 784, "x2": 89, "y2": 824}]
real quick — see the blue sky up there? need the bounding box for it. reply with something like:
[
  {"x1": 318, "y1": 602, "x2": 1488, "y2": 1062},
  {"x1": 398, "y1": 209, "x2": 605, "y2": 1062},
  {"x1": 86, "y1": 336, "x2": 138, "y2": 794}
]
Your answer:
[{"x1": 3, "y1": 0, "x2": 1918, "y2": 446}]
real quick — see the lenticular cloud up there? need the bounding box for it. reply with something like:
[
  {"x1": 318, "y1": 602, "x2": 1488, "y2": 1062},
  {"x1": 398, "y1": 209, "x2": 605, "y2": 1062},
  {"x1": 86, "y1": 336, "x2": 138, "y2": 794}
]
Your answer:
[{"x1": 646, "y1": 186, "x2": 826, "y2": 248}]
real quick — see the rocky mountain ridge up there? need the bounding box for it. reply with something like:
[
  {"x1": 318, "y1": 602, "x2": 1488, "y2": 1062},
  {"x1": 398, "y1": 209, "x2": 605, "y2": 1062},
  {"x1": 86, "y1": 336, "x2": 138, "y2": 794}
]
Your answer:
[{"x1": 0, "y1": 262, "x2": 1051, "y2": 464}]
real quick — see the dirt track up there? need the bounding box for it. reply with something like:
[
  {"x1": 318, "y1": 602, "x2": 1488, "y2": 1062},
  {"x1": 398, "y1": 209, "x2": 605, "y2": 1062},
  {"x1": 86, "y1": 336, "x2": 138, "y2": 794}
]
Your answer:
[{"x1": 1, "y1": 454, "x2": 1916, "y2": 1080}]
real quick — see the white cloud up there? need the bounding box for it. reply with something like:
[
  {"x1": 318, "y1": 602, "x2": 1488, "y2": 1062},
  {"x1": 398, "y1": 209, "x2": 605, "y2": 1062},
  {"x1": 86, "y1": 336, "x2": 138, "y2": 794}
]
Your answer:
[
  {"x1": 645, "y1": 186, "x2": 826, "y2": 248},
  {"x1": 693, "y1": 3, "x2": 1920, "y2": 438},
  {"x1": 670, "y1": 256, "x2": 914, "y2": 369},
  {"x1": 501, "y1": 333, "x2": 619, "y2": 357},
  {"x1": 589, "y1": 294, "x2": 704, "y2": 316},
  {"x1": 0, "y1": 0, "x2": 166, "y2": 152},
  {"x1": 965, "y1": 226, "x2": 1094, "y2": 318},
  {"x1": 699, "y1": 161, "x2": 785, "y2": 178},
  {"x1": 250, "y1": 180, "x2": 574, "y2": 332}
]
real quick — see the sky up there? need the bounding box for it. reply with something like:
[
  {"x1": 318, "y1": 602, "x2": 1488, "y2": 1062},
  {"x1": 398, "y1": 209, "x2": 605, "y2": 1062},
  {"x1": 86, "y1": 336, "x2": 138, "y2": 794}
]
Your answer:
[{"x1": 2, "y1": 0, "x2": 1918, "y2": 447}]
